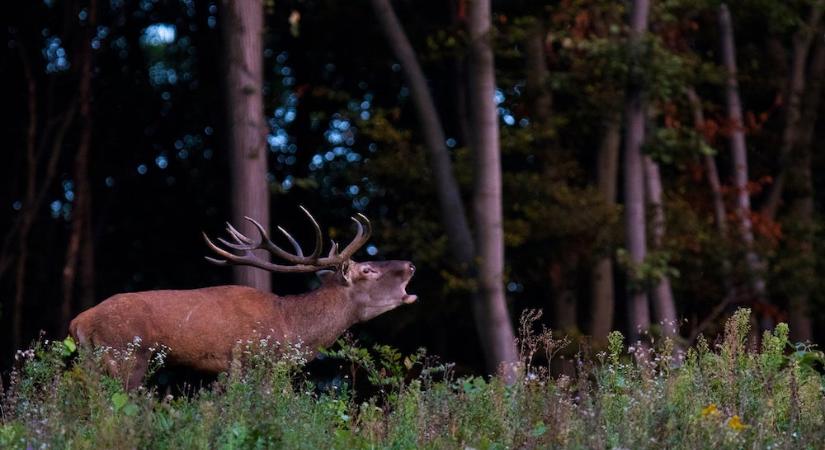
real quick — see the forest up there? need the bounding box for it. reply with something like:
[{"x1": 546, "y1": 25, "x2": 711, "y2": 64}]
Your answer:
[{"x1": 2, "y1": 0, "x2": 825, "y2": 447}]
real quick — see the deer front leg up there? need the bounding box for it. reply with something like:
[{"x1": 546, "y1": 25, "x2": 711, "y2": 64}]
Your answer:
[{"x1": 102, "y1": 349, "x2": 150, "y2": 390}]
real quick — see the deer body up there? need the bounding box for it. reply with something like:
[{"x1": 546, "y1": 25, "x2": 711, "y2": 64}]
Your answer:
[{"x1": 69, "y1": 210, "x2": 416, "y2": 388}]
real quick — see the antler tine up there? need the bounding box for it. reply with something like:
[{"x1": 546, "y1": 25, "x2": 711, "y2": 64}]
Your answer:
[
  {"x1": 202, "y1": 232, "x2": 236, "y2": 263},
  {"x1": 277, "y1": 226, "x2": 304, "y2": 257},
  {"x1": 356, "y1": 213, "x2": 372, "y2": 242},
  {"x1": 298, "y1": 205, "x2": 323, "y2": 260},
  {"x1": 226, "y1": 222, "x2": 255, "y2": 245},
  {"x1": 325, "y1": 214, "x2": 371, "y2": 262},
  {"x1": 326, "y1": 240, "x2": 339, "y2": 259},
  {"x1": 243, "y1": 216, "x2": 317, "y2": 264},
  {"x1": 216, "y1": 236, "x2": 253, "y2": 251}
]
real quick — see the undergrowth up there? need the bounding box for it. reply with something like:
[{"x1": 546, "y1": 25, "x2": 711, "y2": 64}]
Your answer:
[{"x1": 1, "y1": 308, "x2": 824, "y2": 449}]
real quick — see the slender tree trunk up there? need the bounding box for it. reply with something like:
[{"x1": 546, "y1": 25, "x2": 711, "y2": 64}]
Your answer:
[
  {"x1": 550, "y1": 261, "x2": 578, "y2": 333},
  {"x1": 761, "y1": 1, "x2": 824, "y2": 221},
  {"x1": 525, "y1": 20, "x2": 552, "y2": 124},
  {"x1": 467, "y1": 0, "x2": 519, "y2": 372},
  {"x1": 524, "y1": 17, "x2": 579, "y2": 334},
  {"x1": 370, "y1": 0, "x2": 475, "y2": 264},
  {"x1": 686, "y1": 87, "x2": 736, "y2": 305},
  {"x1": 590, "y1": 114, "x2": 620, "y2": 343},
  {"x1": 449, "y1": 1, "x2": 472, "y2": 148},
  {"x1": 623, "y1": 0, "x2": 651, "y2": 341},
  {"x1": 12, "y1": 47, "x2": 37, "y2": 352},
  {"x1": 370, "y1": 0, "x2": 517, "y2": 372},
  {"x1": 643, "y1": 156, "x2": 679, "y2": 337},
  {"x1": 785, "y1": 37, "x2": 825, "y2": 342},
  {"x1": 62, "y1": 0, "x2": 98, "y2": 333},
  {"x1": 719, "y1": 4, "x2": 769, "y2": 316},
  {"x1": 221, "y1": 0, "x2": 271, "y2": 292},
  {"x1": 453, "y1": 58, "x2": 472, "y2": 148},
  {"x1": 785, "y1": 160, "x2": 815, "y2": 342}
]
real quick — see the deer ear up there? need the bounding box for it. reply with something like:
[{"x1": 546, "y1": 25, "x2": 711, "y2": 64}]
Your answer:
[{"x1": 340, "y1": 261, "x2": 354, "y2": 285}]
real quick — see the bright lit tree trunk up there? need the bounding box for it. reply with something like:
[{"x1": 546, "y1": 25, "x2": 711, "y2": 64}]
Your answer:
[
  {"x1": 718, "y1": 4, "x2": 769, "y2": 312},
  {"x1": 221, "y1": 0, "x2": 271, "y2": 292},
  {"x1": 643, "y1": 155, "x2": 678, "y2": 337},
  {"x1": 370, "y1": 0, "x2": 517, "y2": 373},
  {"x1": 467, "y1": 0, "x2": 519, "y2": 372},
  {"x1": 623, "y1": 0, "x2": 651, "y2": 341}
]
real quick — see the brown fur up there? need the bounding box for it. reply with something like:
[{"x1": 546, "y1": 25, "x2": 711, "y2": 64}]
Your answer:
[{"x1": 69, "y1": 260, "x2": 415, "y2": 388}]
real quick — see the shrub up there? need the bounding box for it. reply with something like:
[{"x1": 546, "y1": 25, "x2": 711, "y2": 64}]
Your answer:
[{"x1": 1, "y1": 308, "x2": 824, "y2": 449}]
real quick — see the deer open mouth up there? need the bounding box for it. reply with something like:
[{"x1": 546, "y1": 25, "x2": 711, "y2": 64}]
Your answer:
[{"x1": 401, "y1": 278, "x2": 417, "y2": 304}]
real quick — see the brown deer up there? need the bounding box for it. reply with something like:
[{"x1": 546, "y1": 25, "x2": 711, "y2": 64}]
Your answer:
[{"x1": 69, "y1": 208, "x2": 416, "y2": 389}]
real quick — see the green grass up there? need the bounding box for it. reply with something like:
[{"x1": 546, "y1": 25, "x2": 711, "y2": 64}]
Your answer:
[{"x1": 2, "y1": 308, "x2": 824, "y2": 449}]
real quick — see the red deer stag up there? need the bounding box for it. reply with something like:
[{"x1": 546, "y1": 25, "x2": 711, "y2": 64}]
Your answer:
[{"x1": 69, "y1": 208, "x2": 416, "y2": 389}]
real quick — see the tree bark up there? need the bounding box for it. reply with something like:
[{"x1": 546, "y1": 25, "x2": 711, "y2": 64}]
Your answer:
[
  {"x1": 643, "y1": 155, "x2": 679, "y2": 337},
  {"x1": 685, "y1": 87, "x2": 736, "y2": 303},
  {"x1": 718, "y1": 4, "x2": 769, "y2": 313},
  {"x1": 370, "y1": 0, "x2": 517, "y2": 372},
  {"x1": 370, "y1": 0, "x2": 475, "y2": 264},
  {"x1": 62, "y1": 0, "x2": 98, "y2": 333},
  {"x1": 12, "y1": 45, "x2": 37, "y2": 352},
  {"x1": 466, "y1": 0, "x2": 519, "y2": 372},
  {"x1": 784, "y1": 37, "x2": 825, "y2": 342},
  {"x1": 524, "y1": 17, "x2": 579, "y2": 334},
  {"x1": 623, "y1": 0, "x2": 651, "y2": 341},
  {"x1": 550, "y1": 261, "x2": 578, "y2": 333},
  {"x1": 449, "y1": 1, "x2": 472, "y2": 148},
  {"x1": 590, "y1": 114, "x2": 620, "y2": 343},
  {"x1": 525, "y1": 20, "x2": 552, "y2": 124},
  {"x1": 221, "y1": 0, "x2": 271, "y2": 292},
  {"x1": 761, "y1": 0, "x2": 824, "y2": 221}
]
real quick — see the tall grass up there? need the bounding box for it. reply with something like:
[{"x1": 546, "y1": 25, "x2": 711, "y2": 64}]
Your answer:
[{"x1": 1, "y1": 308, "x2": 824, "y2": 449}]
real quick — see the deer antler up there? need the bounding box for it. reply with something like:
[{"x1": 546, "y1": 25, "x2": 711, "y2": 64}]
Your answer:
[{"x1": 203, "y1": 207, "x2": 371, "y2": 273}]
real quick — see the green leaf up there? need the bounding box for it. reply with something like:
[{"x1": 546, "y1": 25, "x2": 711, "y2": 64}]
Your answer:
[
  {"x1": 122, "y1": 403, "x2": 140, "y2": 417},
  {"x1": 111, "y1": 392, "x2": 128, "y2": 411},
  {"x1": 63, "y1": 336, "x2": 77, "y2": 354}
]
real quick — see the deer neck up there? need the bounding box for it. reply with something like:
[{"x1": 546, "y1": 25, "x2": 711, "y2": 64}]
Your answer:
[{"x1": 277, "y1": 284, "x2": 361, "y2": 352}]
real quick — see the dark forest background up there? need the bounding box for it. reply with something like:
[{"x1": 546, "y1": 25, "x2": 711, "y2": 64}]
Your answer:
[{"x1": 3, "y1": 0, "x2": 825, "y2": 374}]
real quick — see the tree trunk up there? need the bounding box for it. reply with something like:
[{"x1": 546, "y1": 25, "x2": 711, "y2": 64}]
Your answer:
[
  {"x1": 449, "y1": 1, "x2": 472, "y2": 148},
  {"x1": 550, "y1": 261, "x2": 578, "y2": 334},
  {"x1": 12, "y1": 46, "x2": 37, "y2": 352},
  {"x1": 643, "y1": 155, "x2": 679, "y2": 337},
  {"x1": 524, "y1": 17, "x2": 579, "y2": 334},
  {"x1": 761, "y1": 0, "x2": 824, "y2": 221},
  {"x1": 525, "y1": 20, "x2": 552, "y2": 124},
  {"x1": 467, "y1": 0, "x2": 519, "y2": 372},
  {"x1": 590, "y1": 114, "x2": 620, "y2": 344},
  {"x1": 784, "y1": 37, "x2": 825, "y2": 342},
  {"x1": 685, "y1": 87, "x2": 736, "y2": 305},
  {"x1": 623, "y1": 0, "x2": 651, "y2": 341},
  {"x1": 370, "y1": 0, "x2": 475, "y2": 265},
  {"x1": 221, "y1": 0, "x2": 271, "y2": 292},
  {"x1": 370, "y1": 0, "x2": 517, "y2": 373},
  {"x1": 62, "y1": 0, "x2": 98, "y2": 333},
  {"x1": 719, "y1": 4, "x2": 770, "y2": 317}
]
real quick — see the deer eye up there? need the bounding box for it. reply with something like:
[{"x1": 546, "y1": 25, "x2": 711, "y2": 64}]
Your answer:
[{"x1": 361, "y1": 266, "x2": 375, "y2": 275}]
